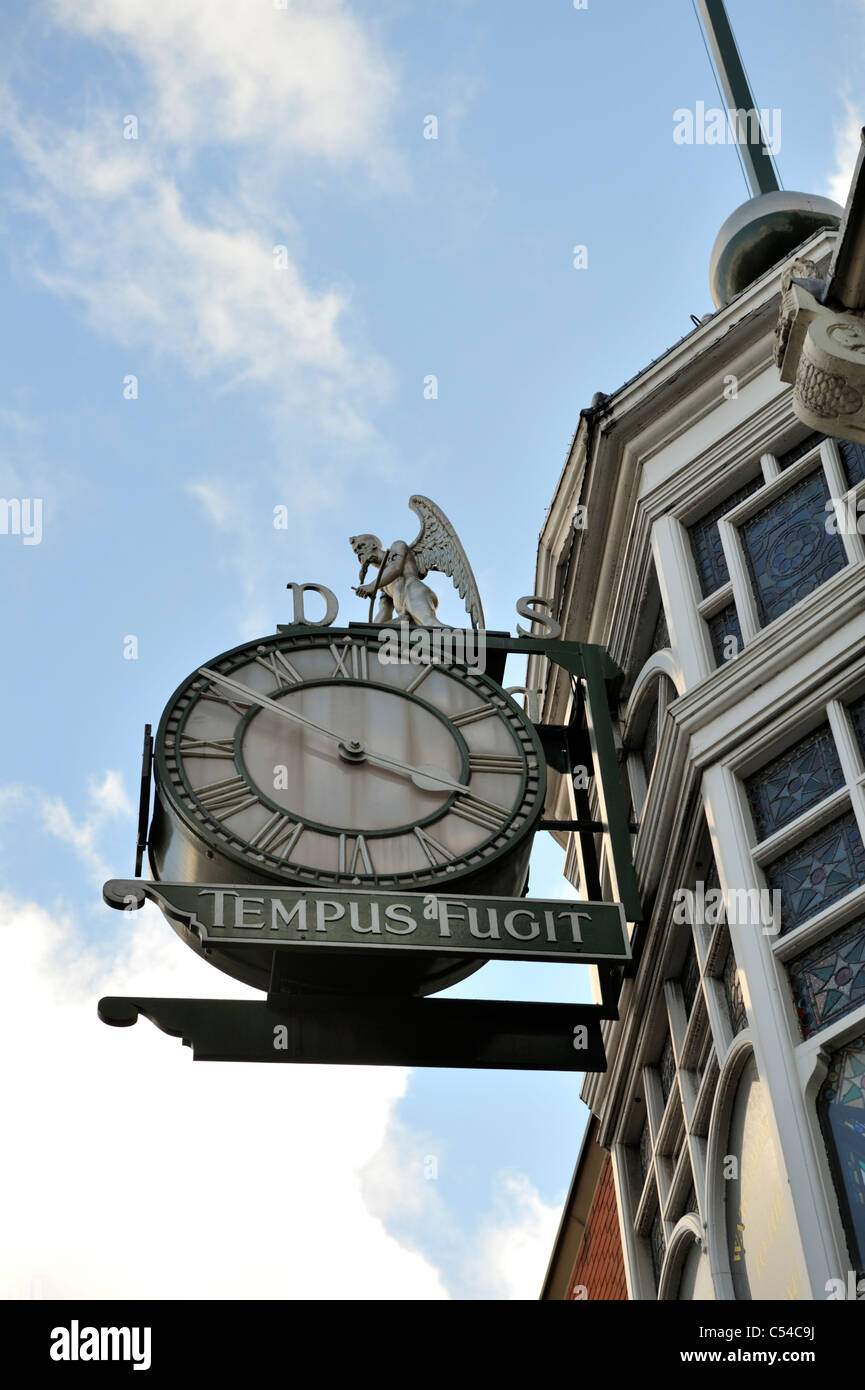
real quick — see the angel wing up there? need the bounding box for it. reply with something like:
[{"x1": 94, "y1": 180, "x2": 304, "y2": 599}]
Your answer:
[{"x1": 408, "y1": 495, "x2": 486, "y2": 631}]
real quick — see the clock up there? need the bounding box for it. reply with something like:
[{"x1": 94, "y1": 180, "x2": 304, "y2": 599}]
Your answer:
[{"x1": 148, "y1": 627, "x2": 546, "y2": 994}]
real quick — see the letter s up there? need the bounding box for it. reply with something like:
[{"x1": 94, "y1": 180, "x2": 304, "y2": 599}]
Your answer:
[{"x1": 515, "y1": 595, "x2": 561, "y2": 640}]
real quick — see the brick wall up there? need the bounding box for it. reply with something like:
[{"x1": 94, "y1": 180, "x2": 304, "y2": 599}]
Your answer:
[{"x1": 566, "y1": 1153, "x2": 627, "y2": 1300}]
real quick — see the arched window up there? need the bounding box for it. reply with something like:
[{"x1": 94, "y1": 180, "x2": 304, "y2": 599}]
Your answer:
[
  {"x1": 636, "y1": 675, "x2": 677, "y2": 790},
  {"x1": 818, "y1": 1032, "x2": 865, "y2": 1271}
]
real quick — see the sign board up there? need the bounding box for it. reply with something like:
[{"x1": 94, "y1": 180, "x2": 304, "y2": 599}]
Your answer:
[{"x1": 104, "y1": 880, "x2": 630, "y2": 966}]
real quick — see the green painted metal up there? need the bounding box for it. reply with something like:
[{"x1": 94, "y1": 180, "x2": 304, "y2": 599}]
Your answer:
[
  {"x1": 104, "y1": 879, "x2": 631, "y2": 965},
  {"x1": 696, "y1": 0, "x2": 779, "y2": 197},
  {"x1": 97, "y1": 994, "x2": 608, "y2": 1071},
  {"x1": 581, "y1": 644, "x2": 642, "y2": 924}
]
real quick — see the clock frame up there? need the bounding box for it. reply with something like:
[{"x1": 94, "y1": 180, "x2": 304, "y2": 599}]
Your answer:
[{"x1": 148, "y1": 627, "x2": 547, "y2": 995}]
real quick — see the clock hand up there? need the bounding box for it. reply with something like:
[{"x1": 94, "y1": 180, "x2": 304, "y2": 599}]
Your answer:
[
  {"x1": 198, "y1": 667, "x2": 469, "y2": 796},
  {"x1": 198, "y1": 667, "x2": 350, "y2": 743}
]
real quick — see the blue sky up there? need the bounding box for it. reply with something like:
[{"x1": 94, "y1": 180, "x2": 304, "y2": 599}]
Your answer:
[{"x1": 0, "y1": 0, "x2": 861, "y2": 1300}]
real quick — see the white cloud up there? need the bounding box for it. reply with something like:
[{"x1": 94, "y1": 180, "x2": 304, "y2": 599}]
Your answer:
[
  {"x1": 187, "y1": 481, "x2": 234, "y2": 528},
  {"x1": 470, "y1": 1172, "x2": 561, "y2": 1300},
  {"x1": 0, "y1": 0, "x2": 397, "y2": 435},
  {"x1": 826, "y1": 99, "x2": 862, "y2": 207},
  {"x1": 0, "y1": 889, "x2": 450, "y2": 1299},
  {"x1": 49, "y1": 0, "x2": 397, "y2": 168},
  {"x1": 40, "y1": 772, "x2": 134, "y2": 886},
  {"x1": 360, "y1": 1121, "x2": 565, "y2": 1300}
]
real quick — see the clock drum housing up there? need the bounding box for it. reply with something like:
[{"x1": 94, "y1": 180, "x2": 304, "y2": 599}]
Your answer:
[{"x1": 148, "y1": 630, "x2": 546, "y2": 996}]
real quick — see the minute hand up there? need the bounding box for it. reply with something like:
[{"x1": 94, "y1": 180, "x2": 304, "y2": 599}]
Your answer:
[{"x1": 198, "y1": 667, "x2": 469, "y2": 795}]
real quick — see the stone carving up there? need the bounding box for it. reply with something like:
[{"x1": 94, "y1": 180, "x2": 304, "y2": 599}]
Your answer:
[
  {"x1": 350, "y1": 495, "x2": 486, "y2": 629},
  {"x1": 774, "y1": 258, "x2": 865, "y2": 444},
  {"x1": 827, "y1": 320, "x2": 865, "y2": 355},
  {"x1": 773, "y1": 259, "x2": 819, "y2": 369},
  {"x1": 795, "y1": 359, "x2": 863, "y2": 417}
]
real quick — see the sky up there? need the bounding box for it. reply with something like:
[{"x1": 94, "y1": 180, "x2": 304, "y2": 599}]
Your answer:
[{"x1": 0, "y1": 0, "x2": 861, "y2": 1302}]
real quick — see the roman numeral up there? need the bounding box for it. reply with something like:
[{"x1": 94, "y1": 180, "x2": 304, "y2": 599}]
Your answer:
[
  {"x1": 253, "y1": 648, "x2": 302, "y2": 686},
  {"x1": 196, "y1": 775, "x2": 259, "y2": 821},
  {"x1": 452, "y1": 703, "x2": 497, "y2": 728},
  {"x1": 338, "y1": 833, "x2": 374, "y2": 876},
  {"x1": 248, "y1": 812, "x2": 303, "y2": 859},
  {"x1": 450, "y1": 793, "x2": 509, "y2": 832},
  {"x1": 201, "y1": 684, "x2": 255, "y2": 716},
  {"x1": 406, "y1": 663, "x2": 434, "y2": 694},
  {"x1": 180, "y1": 735, "x2": 236, "y2": 760},
  {"x1": 468, "y1": 754, "x2": 523, "y2": 774},
  {"x1": 413, "y1": 825, "x2": 452, "y2": 867},
  {"x1": 329, "y1": 641, "x2": 368, "y2": 680}
]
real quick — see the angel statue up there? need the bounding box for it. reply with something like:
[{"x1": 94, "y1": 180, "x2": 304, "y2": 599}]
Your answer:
[{"x1": 350, "y1": 496, "x2": 486, "y2": 630}]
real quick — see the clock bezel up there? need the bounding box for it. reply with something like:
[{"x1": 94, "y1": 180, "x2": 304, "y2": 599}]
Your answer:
[{"x1": 152, "y1": 628, "x2": 546, "y2": 891}]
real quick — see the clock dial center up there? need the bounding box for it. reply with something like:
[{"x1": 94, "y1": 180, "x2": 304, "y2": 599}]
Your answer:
[{"x1": 239, "y1": 680, "x2": 465, "y2": 833}]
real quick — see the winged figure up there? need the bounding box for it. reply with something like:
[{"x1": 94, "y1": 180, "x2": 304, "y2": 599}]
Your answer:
[{"x1": 350, "y1": 496, "x2": 485, "y2": 630}]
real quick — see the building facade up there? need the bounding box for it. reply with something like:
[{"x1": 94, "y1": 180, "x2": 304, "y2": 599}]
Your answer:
[{"x1": 533, "y1": 219, "x2": 865, "y2": 1300}]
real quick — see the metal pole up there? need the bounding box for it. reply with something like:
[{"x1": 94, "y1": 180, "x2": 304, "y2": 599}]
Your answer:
[{"x1": 695, "y1": 0, "x2": 780, "y2": 197}]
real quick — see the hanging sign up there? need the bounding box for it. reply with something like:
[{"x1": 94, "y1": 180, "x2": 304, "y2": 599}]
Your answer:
[{"x1": 104, "y1": 880, "x2": 630, "y2": 965}]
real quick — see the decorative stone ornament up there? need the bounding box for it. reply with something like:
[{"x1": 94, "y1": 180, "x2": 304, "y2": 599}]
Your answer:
[
  {"x1": 350, "y1": 495, "x2": 485, "y2": 629},
  {"x1": 775, "y1": 259, "x2": 865, "y2": 443}
]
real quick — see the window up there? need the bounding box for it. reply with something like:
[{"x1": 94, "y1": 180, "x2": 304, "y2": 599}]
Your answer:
[
  {"x1": 839, "y1": 439, "x2": 865, "y2": 489},
  {"x1": 688, "y1": 477, "x2": 762, "y2": 596},
  {"x1": 679, "y1": 939, "x2": 700, "y2": 1018},
  {"x1": 740, "y1": 470, "x2": 847, "y2": 625},
  {"x1": 763, "y1": 813, "x2": 865, "y2": 935},
  {"x1": 789, "y1": 919, "x2": 865, "y2": 1038},
  {"x1": 745, "y1": 726, "x2": 844, "y2": 840},
  {"x1": 723, "y1": 941, "x2": 748, "y2": 1035},
  {"x1": 706, "y1": 602, "x2": 742, "y2": 667},
  {"x1": 818, "y1": 1032, "x2": 865, "y2": 1270},
  {"x1": 626, "y1": 832, "x2": 738, "y2": 1298},
  {"x1": 630, "y1": 675, "x2": 677, "y2": 806},
  {"x1": 777, "y1": 432, "x2": 824, "y2": 470},
  {"x1": 650, "y1": 605, "x2": 670, "y2": 655},
  {"x1": 688, "y1": 477, "x2": 762, "y2": 668},
  {"x1": 658, "y1": 1033, "x2": 676, "y2": 1106},
  {"x1": 681, "y1": 435, "x2": 865, "y2": 670},
  {"x1": 743, "y1": 700, "x2": 865, "y2": 1038}
]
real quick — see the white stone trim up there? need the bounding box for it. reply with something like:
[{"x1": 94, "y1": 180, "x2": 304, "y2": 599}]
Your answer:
[{"x1": 658, "y1": 1215, "x2": 706, "y2": 1301}]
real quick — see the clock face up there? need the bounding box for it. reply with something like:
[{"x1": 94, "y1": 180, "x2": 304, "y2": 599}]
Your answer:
[{"x1": 154, "y1": 630, "x2": 545, "y2": 890}]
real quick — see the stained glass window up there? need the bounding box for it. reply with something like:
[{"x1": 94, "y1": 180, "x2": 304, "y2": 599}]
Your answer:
[
  {"x1": 777, "y1": 432, "x2": 823, "y2": 470},
  {"x1": 789, "y1": 919, "x2": 865, "y2": 1038},
  {"x1": 642, "y1": 699, "x2": 659, "y2": 786},
  {"x1": 650, "y1": 1209, "x2": 666, "y2": 1286},
  {"x1": 818, "y1": 1033, "x2": 865, "y2": 1270},
  {"x1": 680, "y1": 940, "x2": 700, "y2": 1017},
  {"x1": 745, "y1": 725, "x2": 844, "y2": 841},
  {"x1": 659, "y1": 1034, "x2": 677, "y2": 1105},
  {"x1": 688, "y1": 476, "x2": 763, "y2": 597},
  {"x1": 741, "y1": 470, "x2": 847, "y2": 625},
  {"x1": 707, "y1": 602, "x2": 742, "y2": 666},
  {"x1": 724, "y1": 946, "x2": 748, "y2": 1035},
  {"x1": 838, "y1": 438, "x2": 865, "y2": 489},
  {"x1": 850, "y1": 694, "x2": 865, "y2": 765},
  {"x1": 639, "y1": 1118, "x2": 652, "y2": 1184},
  {"x1": 650, "y1": 606, "x2": 669, "y2": 655},
  {"x1": 763, "y1": 812, "x2": 865, "y2": 934}
]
